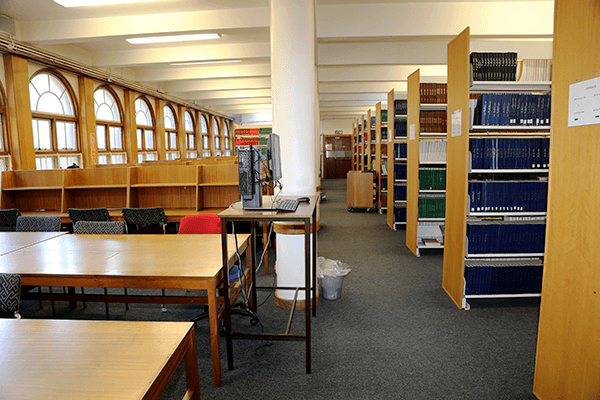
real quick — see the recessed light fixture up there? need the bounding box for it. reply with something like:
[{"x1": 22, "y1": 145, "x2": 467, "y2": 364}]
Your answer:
[
  {"x1": 171, "y1": 60, "x2": 242, "y2": 66},
  {"x1": 54, "y1": 0, "x2": 157, "y2": 7},
  {"x1": 127, "y1": 33, "x2": 221, "y2": 45}
]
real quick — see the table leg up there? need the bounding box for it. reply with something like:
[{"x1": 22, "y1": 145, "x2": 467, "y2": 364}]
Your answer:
[
  {"x1": 250, "y1": 222, "x2": 258, "y2": 313},
  {"x1": 263, "y1": 221, "x2": 269, "y2": 275},
  {"x1": 207, "y1": 282, "x2": 222, "y2": 387},
  {"x1": 222, "y1": 219, "x2": 234, "y2": 372},
  {"x1": 304, "y1": 218, "x2": 311, "y2": 374},
  {"x1": 184, "y1": 328, "x2": 201, "y2": 400}
]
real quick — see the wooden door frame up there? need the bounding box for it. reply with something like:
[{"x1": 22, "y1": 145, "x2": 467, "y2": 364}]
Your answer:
[{"x1": 322, "y1": 134, "x2": 352, "y2": 179}]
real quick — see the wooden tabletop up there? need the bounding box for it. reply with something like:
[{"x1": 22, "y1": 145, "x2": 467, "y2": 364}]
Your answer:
[
  {"x1": 0, "y1": 232, "x2": 66, "y2": 256},
  {"x1": 0, "y1": 319, "x2": 197, "y2": 400},
  {"x1": 0, "y1": 233, "x2": 249, "y2": 281}
]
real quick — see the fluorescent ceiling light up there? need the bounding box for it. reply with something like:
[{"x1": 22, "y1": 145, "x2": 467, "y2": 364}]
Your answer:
[
  {"x1": 171, "y1": 60, "x2": 242, "y2": 66},
  {"x1": 127, "y1": 33, "x2": 221, "y2": 44},
  {"x1": 55, "y1": 0, "x2": 157, "y2": 6}
]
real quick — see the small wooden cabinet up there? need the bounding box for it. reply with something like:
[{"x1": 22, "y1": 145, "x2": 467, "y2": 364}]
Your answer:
[{"x1": 347, "y1": 171, "x2": 374, "y2": 210}]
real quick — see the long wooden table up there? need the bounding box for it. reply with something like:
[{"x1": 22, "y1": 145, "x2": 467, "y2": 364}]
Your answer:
[
  {"x1": 0, "y1": 231, "x2": 66, "y2": 255},
  {"x1": 0, "y1": 233, "x2": 250, "y2": 387},
  {"x1": 0, "y1": 319, "x2": 200, "y2": 400}
]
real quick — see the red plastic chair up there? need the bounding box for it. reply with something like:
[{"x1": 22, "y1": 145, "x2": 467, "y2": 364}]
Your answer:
[{"x1": 179, "y1": 214, "x2": 221, "y2": 234}]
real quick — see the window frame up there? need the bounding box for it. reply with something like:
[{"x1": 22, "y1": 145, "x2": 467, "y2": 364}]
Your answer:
[
  {"x1": 94, "y1": 85, "x2": 126, "y2": 165},
  {"x1": 184, "y1": 109, "x2": 197, "y2": 158},
  {"x1": 134, "y1": 96, "x2": 156, "y2": 160},
  {"x1": 200, "y1": 114, "x2": 211, "y2": 157}
]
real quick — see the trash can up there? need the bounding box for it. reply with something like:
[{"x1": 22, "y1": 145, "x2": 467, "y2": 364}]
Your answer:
[
  {"x1": 321, "y1": 274, "x2": 344, "y2": 300},
  {"x1": 317, "y1": 257, "x2": 351, "y2": 301}
]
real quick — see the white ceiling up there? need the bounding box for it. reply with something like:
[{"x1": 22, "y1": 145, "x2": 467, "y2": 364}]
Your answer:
[{"x1": 1, "y1": 0, "x2": 554, "y2": 123}]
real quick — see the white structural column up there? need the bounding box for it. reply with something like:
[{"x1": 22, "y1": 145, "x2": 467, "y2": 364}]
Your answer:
[{"x1": 270, "y1": 0, "x2": 317, "y2": 305}]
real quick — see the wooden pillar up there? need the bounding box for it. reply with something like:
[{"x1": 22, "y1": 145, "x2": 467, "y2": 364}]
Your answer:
[
  {"x1": 3, "y1": 54, "x2": 35, "y2": 170},
  {"x1": 155, "y1": 99, "x2": 165, "y2": 160},
  {"x1": 123, "y1": 89, "x2": 138, "y2": 164},
  {"x1": 78, "y1": 76, "x2": 96, "y2": 168},
  {"x1": 177, "y1": 105, "x2": 186, "y2": 158}
]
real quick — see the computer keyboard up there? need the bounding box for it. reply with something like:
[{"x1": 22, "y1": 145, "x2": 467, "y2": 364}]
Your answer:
[{"x1": 274, "y1": 198, "x2": 300, "y2": 212}]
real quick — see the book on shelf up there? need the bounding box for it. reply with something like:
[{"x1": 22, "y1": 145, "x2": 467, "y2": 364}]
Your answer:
[
  {"x1": 395, "y1": 118, "x2": 407, "y2": 138},
  {"x1": 420, "y1": 110, "x2": 447, "y2": 133},
  {"x1": 470, "y1": 52, "x2": 518, "y2": 81},
  {"x1": 395, "y1": 99, "x2": 408, "y2": 115},
  {"x1": 381, "y1": 109, "x2": 388, "y2": 123},
  {"x1": 394, "y1": 163, "x2": 407, "y2": 180},
  {"x1": 381, "y1": 126, "x2": 388, "y2": 141},
  {"x1": 468, "y1": 180, "x2": 548, "y2": 213},
  {"x1": 419, "y1": 140, "x2": 447, "y2": 163},
  {"x1": 419, "y1": 168, "x2": 446, "y2": 190},
  {"x1": 418, "y1": 194, "x2": 445, "y2": 218},
  {"x1": 394, "y1": 206, "x2": 407, "y2": 223},
  {"x1": 470, "y1": 137, "x2": 550, "y2": 170},
  {"x1": 464, "y1": 259, "x2": 543, "y2": 295},
  {"x1": 517, "y1": 59, "x2": 552, "y2": 82},
  {"x1": 420, "y1": 83, "x2": 447, "y2": 104},
  {"x1": 466, "y1": 220, "x2": 546, "y2": 254},
  {"x1": 394, "y1": 142, "x2": 407, "y2": 159},
  {"x1": 381, "y1": 160, "x2": 388, "y2": 175},
  {"x1": 394, "y1": 184, "x2": 407, "y2": 201},
  {"x1": 472, "y1": 93, "x2": 551, "y2": 127}
]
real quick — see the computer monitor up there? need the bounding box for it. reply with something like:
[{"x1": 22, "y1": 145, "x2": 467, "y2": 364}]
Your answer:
[{"x1": 267, "y1": 133, "x2": 282, "y2": 182}]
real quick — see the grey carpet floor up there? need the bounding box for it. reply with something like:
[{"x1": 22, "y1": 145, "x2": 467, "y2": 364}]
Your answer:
[{"x1": 19, "y1": 178, "x2": 540, "y2": 400}]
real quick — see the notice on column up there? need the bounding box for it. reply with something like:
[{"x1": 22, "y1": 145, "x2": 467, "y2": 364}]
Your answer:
[
  {"x1": 409, "y1": 124, "x2": 416, "y2": 140},
  {"x1": 568, "y1": 75, "x2": 600, "y2": 127},
  {"x1": 451, "y1": 109, "x2": 462, "y2": 137}
]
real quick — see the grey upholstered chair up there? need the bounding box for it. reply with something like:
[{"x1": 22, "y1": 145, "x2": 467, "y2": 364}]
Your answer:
[
  {"x1": 121, "y1": 207, "x2": 167, "y2": 234},
  {"x1": 73, "y1": 220, "x2": 127, "y2": 318},
  {"x1": 0, "y1": 209, "x2": 21, "y2": 232},
  {"x1": 0, "y1": 273, "x2": 21, "y2": 319},
  {"x1": 16, "y1": 216, "x2": 61, "y2": 232}
]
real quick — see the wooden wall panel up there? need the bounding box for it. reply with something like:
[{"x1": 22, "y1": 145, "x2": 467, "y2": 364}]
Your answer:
[
  {"x1": 533, "y1": 1, "x2": 600, "y2": 398},
  {"x1": 406, "y1": 70, "x2": 420, "y2": 256},
  {"x1": 442, "y1": 27, "x2": 471, "y2": 309}
]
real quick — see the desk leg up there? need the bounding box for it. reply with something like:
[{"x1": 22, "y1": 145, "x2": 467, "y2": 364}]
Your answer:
[
  {"x1": 245, "y1": 241, "x2": 255, "y2": 310},
  {"x1": 207, "y1": 282, "x2": 222, "y2": 387},
  {"x1": 184, "y1": 327, "x2": 201, "y2": 400},
  {"x1": 222, "y1": 219, "x2": 234, "y2": 373},
  {"x1": 312, "y1": 208, "x2": 318, "y2": 317},
  {"x1": 250, "y1": 222, "x2": 257, "y2": 313},
  {"x1": 304, "y1": 218, "x2": 311, "y2": 374},
  {"x1": 263, "y1": 221, "x2": 269, "y2": 275}
]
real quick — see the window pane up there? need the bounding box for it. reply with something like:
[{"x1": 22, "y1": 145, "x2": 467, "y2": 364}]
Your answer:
[
  {"x1": 187, "y1": 134, "x2": 195, "y2": 150},
  {"x1": 224, "y1": 150, "x2": 231, "y2": 156},
  {"x1": 135, "y1": 99, "x2": 152, "y2": 126},
  {"x1": 165, "y1": 132, "x2": 169, "y2": 149},
  {"x1": 33, "y1": 119, "x2": 52, "y2": 150},
  {"x1": 57, "y1": 121, "x2": 77, "y2": 150},
  {"x1": 146, "y1": 152, "x2": 157, "y2": 161},
  {"x1": 60, "y1": 91, "x2": 74, "y2": 116},
  {"x1": 112, "y1": 153, "x2": 126, "y2": 164},
  {"x1": 37, "y1": 93, "x2": 63, "y2": 114},
  {"x1": 96, "y1": 125, "x2": 107, "y2": 150},
  {"x1": 145, "y1": 130, "x2": 154, "y2": 150},
  {"x1": 187, "y1": 150, "x2": 197, "y2": 158},
  {"x1": 215, "y1": 136, "x2": 220, "y2": 149},
  {"x1": 109, "y1": 126, "x2": 123, "y2": 150},
  {"x1": 224, "y1": 136, "x2": 229, "y2": 150},
  {"x1": 201, "y1": 116, "x2": 208, "y2": 133},
  {"x1": 170, "y1": 132, "x2": 177, "y2": 149},
  {"x1": 98, "y1": 154, "x2": 108, "y2": 165},
  {"x1": 185, "y1": 111, "x2": 194, "y2": 132},
  {"x1": 138, "y1": 153, "x2": 144, "y2": 163},
  {"x1": 203, "y1": 135, "x2": 209, "y2": 149},
  {"x1": 94, "y1": 88, "x2": 121, "y2": 122},
  {"x1": 137, "y1": 128, "x2": 143, "y2": 150},
  {"x1": 164, "y1": 106, "x2": 176, "y2": 129},
  {"x1": 96, "y1": 104, "x2": 114, "y2": 121},
  {"x1": 0, "y1": 116, "x2": 4, "y2": 151},
  {"x1": 203, "y1": 150, "x2": 211, "y2": 157},
  {"x1": 213, "y1": 121, "x2": 219, "y2": 137},
  {"x1": 36, "y1": 156, "x2": 56, "y2": 170}
]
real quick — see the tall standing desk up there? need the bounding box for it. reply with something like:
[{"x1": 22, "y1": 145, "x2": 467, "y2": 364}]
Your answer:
[
  {"x1": 0, "y1": 319, "x2": 200, "y2": 400},
  {"x1": 218, "y1": 195, "x2": 318, "y2": 374}
]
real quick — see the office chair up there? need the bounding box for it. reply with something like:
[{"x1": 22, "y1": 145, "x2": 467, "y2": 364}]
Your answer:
[
  {"x1": 179, "y1": 214, "x2": 259, "y2": 330},
  {"x1": 68, "y1": 208, "x2": 111, "y2": 231},
  {"x1": 0, "y1": 273, "x2": 21, "y2": 319},
  {"x1": 0, "y1": 209, "x2": 21, "y2": 232},
  {"x1": 121, "y1": 207, "x2": 168, "y2": 311},
  {"x1": 74, "y1": 220, "x2": 127, "y2": 318}
]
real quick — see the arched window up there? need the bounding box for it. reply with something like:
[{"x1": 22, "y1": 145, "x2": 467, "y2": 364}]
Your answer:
[
  {"x1": 29, "y1": 71, "x2": 80, "y2": 169},
  {"x1": 212, "y1": 117, "x2": 221, "y2": 156},
  {"x1": 184, "y1": 110, "x2": 197, "y2": 158},
  {"x1": 200, "y1": 115, "x2": 210, "y2": 157},
  {"x1": 0, "y1": 84, "x2": 11, "y2": 172},
  {"x1": 135, "y1": 97, "x2": 157, "y2": 162},
  {"x1": 94, "y1": 86, "x2": 126, "y2": 165},
  {"x1": 163, "y1": 104, "x2": 179, "y2": 160},
  {"x1": 223, "y1": 122, "x2": 231, "y2": 156}
]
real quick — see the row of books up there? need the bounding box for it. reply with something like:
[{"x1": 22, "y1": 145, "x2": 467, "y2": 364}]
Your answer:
[
  {"x1": 395, "y1": 118, "x2": 407, "y2": 138},
  {"x1": 394, "y1": 163, "x2": 407, "y2": 180},
  {"x1": 517, "y1": 59, "x2": 552, "y2": 82},
  {"x1": 420, "y1": 83, "x2": 448, "y2": 104},
  {"x1": 381, "y1": 109, "x2": 388, "y2": 123},
  {"x1": 470, "y1": 137, "x2": 550, "y2": 170},
  {"x1": 419, "y1": 168, "x2": 446, "y2": 191},
  {"x1": 394, "y1": 206, "x2": 407, "y2": 223},
  {"x1": 468, "y1": 181, "x2": 548, "y2": 213},
  {"x1": 418, "y1": 195, "x2": 445, "y2": 218},
  {"x1": 417, "y1": 222, "x2": 445, "y2": 245},
  {"x1": 464, "y1": 261, "x2": 543, "y2": 295},
  {"x1": 394, "y1": 142, "x2": 407, "y2": 159},
  {"x1": 381, "y1": 141, "x2": 388, "y2": 156},
  {"x1": 472, "y1": 93, "x2": 551, "y2": 126},
  {"x1": 420, "y1": 140, "x2": 446, "y2": 163},
  {"x1": 395, "y1": 99, "x2": 408, "y2": 116},
  {"x1": 381, "y1": 126, "x2": 388, "y2": 141},
  {"x1": 394, "y1": 184, "x2": 407, "y2": 201},
  {"x1": 466, "y1": 221, "x2": 545, "y2": 254},
  {"x1": 420, "y1": 111, "x2": 447, "y2": 133},
  {"x1": 470, "y1": 52, "x2": 518, "y2": 82}
]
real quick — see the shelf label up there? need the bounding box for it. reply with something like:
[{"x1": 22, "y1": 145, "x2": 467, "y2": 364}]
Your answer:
[
  {"x1": 452, "y1": 109, "x2": 462, "y2": 137},
  {"x1": 568, "y1": 75, "x2": 600, "y2": 127},
  {"x1": 409, "y1": 124, "x2": 416, "y2": 140}
]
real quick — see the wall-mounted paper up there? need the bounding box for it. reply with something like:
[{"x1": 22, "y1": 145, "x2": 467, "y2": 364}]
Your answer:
[
  {"x1": 409, "y1": 124, "x2": 416, "y2": 140},
  {"x1": 568, "y1": 75, "x2": 600, "y2": 127},
  {"x1": 452, "y1": 109, "x2": 462, "y2": 137}
]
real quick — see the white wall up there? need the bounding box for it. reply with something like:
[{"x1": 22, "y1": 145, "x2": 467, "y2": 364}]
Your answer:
[{"x1": 320, "y1": 118, "x2": 355, "y2": 136}]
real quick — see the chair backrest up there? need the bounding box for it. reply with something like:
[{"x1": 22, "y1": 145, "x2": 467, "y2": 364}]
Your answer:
[
  {"x1": 0, "y1": 273, "x2": 21, "y2": 318},
  {"x1": 68, "y1": 208, "x2": 110, "y2": 227},
  {"x1": 74, "y1": 220, "x2": 125, "y2": 234},
  {"x1": 179, "y1": 214, "x2": 222, "y2": 234},
  {"x1": 16, "y1": 216, "x2": 61, "y2": 232},
  {"x1": 121, "y1": 207, "x2": 167, "y2": 233},
  {"x1": 0, "y1": 209, "x2": 21, "y2": 232}
]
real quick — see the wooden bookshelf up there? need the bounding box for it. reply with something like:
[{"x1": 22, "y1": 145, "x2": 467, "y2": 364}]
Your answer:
[
  {"x1": 442, "y1": 27, "x2": 551, "y2": 310},
  {"x1": 386, "y1": 90, "x2": 408, "y2": 229},
  {"x1": 534, "y1": 0, "x2": 600, "y2": 397},
  {"x1": 406, "y1": 71, "x2": 448, "y2": 257},
  {"x1": 375, "y1": 102, "x2": 387, "y2": 213}
]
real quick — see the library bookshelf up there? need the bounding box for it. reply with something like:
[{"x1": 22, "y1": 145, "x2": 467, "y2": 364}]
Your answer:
[
  {"x1": 386, "y1": 89, "x2": 408, "y2": 230},
  {"x1": 442, "y1": 27, "x2": 551, "y2": 310},
  {"x1": 406, "y1": 70, "x2": 447, "y2": 257},
  {"x1": 375, "y1": 102, "x2": 388, "y2": 213}
]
